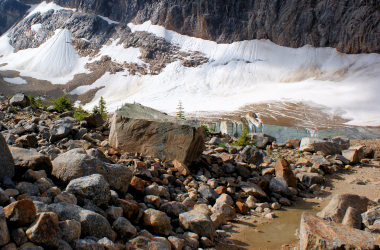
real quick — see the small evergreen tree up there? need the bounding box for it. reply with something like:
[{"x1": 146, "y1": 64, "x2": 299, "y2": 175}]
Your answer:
[
  {"x1": 92, "y1": 96, "x2": 107, "y2": 119},
  {"x1": 52, "y1": 93, "x2": 74, "y2": 112},
  {"x1": 234, "y1": 123, "x2": 253, "y2": 146},
  {"x1": 176, "y1": 100, "x2": 185, "y2": 120}
]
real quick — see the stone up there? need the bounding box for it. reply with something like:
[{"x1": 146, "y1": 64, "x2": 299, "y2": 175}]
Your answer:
[
  {"x1": 193, "y1": 204, "x2": 212, "y2": 216},
  {"x1": 15, "y1": 135, "x2": 38, "y2": 148},
  {"x1": 23, "y1": 170, "x2": 47, "y2": 182},
  {"x1": 49, "y1": 118, "x2": 74, "y2": 143},
  {"x1": 10, "y1": 94, "x2": 30, "y2": 108},
  {"x1": 214, "y1": 186, "x2": 227, "y2": 195},
  {"x1": 4, "y1": 199, "x2": 36, "y2": 226},
  {"x1": 179, "y1": 210, "x2": 214, "y2": 240},
  {"x1": 52, "y1": 149, "x2": 133, "y2": 193},
  {"x1": 208, "y1": 137, "x2": 222, "y2": 145},
  {"x1": 129, "y1": 235, "x2": 171, "y2": 250},
  {"x1": 0, "y1": 215, "x2": 10, "y2": 247},
  {"x1": 11, "y1": 228, "x2": 27, "y2": 246},
  {"x1": 342, "y1": 149, "x2": 360, "y2": 164},
  {"x1": 106, "y1": 206, "x2": 123, "y2": 221},
  {"x1": 286, "y1": 139, "x2": 301, "y2": 149},
  {"x1": 25, "y1": 212, "x2": 60, "y2": 248},
  {"x1": 59, "y1": 220, "x2": 81, "y2": 243},
  {"x1": 172, "y1": 160, "x2": 190, "y2": 176},
  {"x1": 341, "y1": 207, "x2": 362, "y2": 229},
  {"x1": 241, "y1": 183, "x2": 267, "y2": 198},
  {"x1": 58, "y1": 239, "x2": 73, "y2": 250},
  {"x1": 198, "y1": 184, "x2": 218, "y2": 203},
  {"x1": 54, "y1": 191, "x2": 77, "y2": 205},
  {"x1": 299, "y1": 213, "x2": 379, "y2": 250},
  {"x1": 239, "y1": 145, "x2": 265, "y2": 165},
  {"x1": 144, "y1": 195, "x2": 162, "y2": 208},
  {"x1": 145, "y1": 183, "x2": 170, "y2": 200},
  {"x1": 19, "y1": 242, "x2": 43, "y2": 250},
  {"x1": 73, "y1": 239, "x2": 104, "y2": 250},
  {"x1": 84, "y1": 113, "x2": 104, "y2": 128},
  {"x1": 66, "y1": 174, "x2": 111, "y2": 206},
  {"x1": 168, "y1": 236, "x2": 185, "y2": 250},
  {"x1": 251, "y1": 133, "x2": 276, "y2": 149},
  {"x1": 362, "y1": 206, "x2": 380, "y2": 229},
  {"x1": 10, "y1": 147, "x2": 52, "y2": 175},
  {"x1": 269, "y1": 176, "x2": 289, "y2": 194},
  {"x1": 0, "y1": 133, "x2": 15, "y2": 181},
  {"x1": 115, "y1": 199, "x2": 140, "y2": 220},
  {"x1": 112, "y1": 217, "x2": 137, "y2": 240},
  {"x1": 210, "y1": 212, "x2": 227, "y2": 229},
  {"x1": 299, "y1": 137, "x2": 341, "y2": 155},
  {"x1": 317, "y1": 194, "x2": 368, "y2": 223},
  {"x1": 130, "y1": 176, "x2": 148, "y2": 192},
  {"x1": 275, "y1": 158, "x2": 297, "y2": 188},
  {"x1": 49, "y1": 202, "x2": 116, "y2": 240},
  {"x1": 236, "y1": 201, "x2": 249, "y2": 214},
  {"x1": 16, "y1": 182, "x2": 39, "y2": 196},
  {"x1": 245, "y1": 195, "x2": 257, "y2": 209},
  {"x1": 0, "y1": 189, "x2": 9, "y2": 205},
  {"x1": 160, "y1": 201, "x2": 188, "y2": 217},
  {"x1": 109, "y1": 107, "x2": 205, "y2": 165},
  {"x1": 296, "y1": 172, "x2": 324, "y2": 186},
  {"x1": 143, "y1": 209, "x2": 172, "y2": 236}
]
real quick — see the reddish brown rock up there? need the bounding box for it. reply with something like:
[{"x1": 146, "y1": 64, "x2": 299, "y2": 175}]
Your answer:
[
  {"x1": 215, "y1": 186, "x2": 227, "y2": 195},
  {"x1": 130, "y1": 176, "x2": 149, "y2": 192},
  {"x1": 115, "y1": 199, "x2": 140, "y2": 220},
  {"x1": 286, "y1": 139, "x2": 300, "y2": 149},
  {"x1": 299, "y1": 213, "x2": 379, "y2": 250},
  {"x1": 172, "y1": 160, "x2": 190, "y2": 176},
  {"x1": 26, "y1": 212, "x2": 60, "y2": 248},
  {"x1": 4, "y1": 200, "x2": 36, "y2": 226},
  {"x1": 236, "y1": 201, "x2": 249, "y2": 215},
  {"x1": 275, "y1": 158, "x2": 297, "y2": 188}
]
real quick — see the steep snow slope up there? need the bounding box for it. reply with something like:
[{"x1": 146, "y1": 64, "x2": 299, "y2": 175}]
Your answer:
[{"x1": 76, "y1": 22, "x2": 380, "y2": 126}]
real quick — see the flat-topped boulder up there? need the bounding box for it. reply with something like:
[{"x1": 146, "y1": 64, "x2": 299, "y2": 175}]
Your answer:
[{"x1": 109, "y1": 103, "x2": 205, "y2": 165}]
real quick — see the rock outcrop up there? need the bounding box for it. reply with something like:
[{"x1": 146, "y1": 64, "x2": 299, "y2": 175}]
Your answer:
[
  {"x1": 0, "y1": 0, "x2": 29, "y2": 35},
  {"x1": 0, "y1": 133, "x2": 15, "y2": 182}
]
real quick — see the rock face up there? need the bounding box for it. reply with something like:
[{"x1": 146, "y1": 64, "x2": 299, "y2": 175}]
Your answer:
[
  {"x1": 299, "y1": 213, "x2": 379, "y2": 250},
  {"x1": 0, "y1": 133, "x2": 15, "y2": 181},
  {"x1": 0, "y1": 0, "x2": 28, "y2": 35},
  {"x1": 51, "y1": 0, "x2": 378, "y2": 54},
  {"x1": 109, "y1": 104, "x2": 205, "y2": 165}
]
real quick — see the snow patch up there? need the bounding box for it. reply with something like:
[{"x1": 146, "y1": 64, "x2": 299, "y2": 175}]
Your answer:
[
  {"x1": 96, "y1": 39, "x2": 143, "y2": 65},
  {"x1": 31, "y1": 23, "x2": 42, "y2": 32},
  {"x1": 0, "y1": 34, "x2": 14, "y2": 56},
  {"x1": 98, "y1": 15, "x2": 119, "y2": 25},
  {"x1": 26, "y1": 1, "x2": 76, "y2": 18},
  {"x1": 3, "y1": 77, "x2": 27, "y2": 85}
]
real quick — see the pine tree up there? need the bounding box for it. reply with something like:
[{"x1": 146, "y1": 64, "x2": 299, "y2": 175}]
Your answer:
[
  {"x1": 176, "y1": 100, "x2": 185, "y2": 120},
  {"x1": 92, "y1": 96, "x2": 107, "y2": 119}
]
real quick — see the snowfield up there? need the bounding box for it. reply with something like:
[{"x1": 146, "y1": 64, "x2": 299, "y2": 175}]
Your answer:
[{"x1": 0, "y1": 2, "x2": 379, "y2": 126}]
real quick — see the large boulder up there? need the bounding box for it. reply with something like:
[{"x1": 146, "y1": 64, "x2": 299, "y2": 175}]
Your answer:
[
  {"x1": 251, "y1": 133, "x2": 276, "y2": 149},
  {"x1": 25, "y1": 212, "x2": 60, "y2": 248},
  {"x1": 52, "y1": 149, "x2": 133, "y2": 193},
  {"x1": 49, "y1": 118, "x2": 74, "y2": 143},
  {"x1": 238, "y1": 145, "x2": 265, "y2": 165},
  {"x1": 317, "y1": 194, "x2": 368, "y2": 223},
  {"x1": 275, "y1": 158, "x2": 296, "y2": 188},
  {"x1": 0, "y1": 133, "x2": 14, "y2": 182},
  {"x1": 10, "y1": 93, "x2": 30, "y2": 108},
  {"x1": 49, "y1": 202, "x2": 116, "y2": 240},
  {"x1": 179, "y1": 210, "x2": 214, "y2": 240},
  {"x1": 298, "y1": 213, "x2": 379, "y2": 250},
  {"x1": 299, "y1": 137, "x2": 342, "y2": 155},
  {"x1": 109, "y1": 104, "x2": 205, "y2": 165},
  {"x1": 10, "y1": 147, "x2": 52, "y2": 175}
]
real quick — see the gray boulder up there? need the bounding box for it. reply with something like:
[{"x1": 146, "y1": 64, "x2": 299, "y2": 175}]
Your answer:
[
  {"x1": 50, "y1": 118, "x2": 74, "y2": 143},
  {"x1": 10, "y1": 93, "x2": 30, "y2": 108},
  {"x1": 49, "y1": 202, "x2": 116, "y2": 240},
  {"x1": 112, "y1": 217, "x2": 137, "y2": 240},
  {"x1": 239, "y1": 145, "x2": 265, "y2": 165},
  {"x1": 179, "y1": 210, "x2": 214, "y2": 240},
  {"x1": 251, "y1": 133, "x2": 276, "y2": 149},
  {"x1": 52, "y1": 149, "x2": 133, "y2": 193},
  {"x1": 66, "y1": 174, "x2": 111, "y2": 206},
  {"x1": 10, "y1": 147, "x2": 52, "y2": 175},
  {"x1": 299, "y1": 137, "x2": 342, "y2": 155},
  {"x1": 0, "y1": 133, "x2": 15, "y2": 182},
  {"x1": 143, "y1": 209, "x2": 172, "y2": 236}
]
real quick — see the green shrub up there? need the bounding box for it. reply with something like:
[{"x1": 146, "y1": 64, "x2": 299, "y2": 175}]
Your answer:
[
  {"x1": 52, "y1": 93, "x2": 74, "y2": 113},
  {"x1": 217, "y1": 142, "x2": 226, "y2": 148},
  {"x1": 176, "y1": 100, "x2": 185, "y2": 120},
  {"x1": 74, "y1": 106, "x2": 89, "y2": 121},
  {"x1": 28, "y1": 94, "x2": 47, "y2": 109},
  {"x1": 233, "y1": 124, "x2": 254, "y2": 146}
]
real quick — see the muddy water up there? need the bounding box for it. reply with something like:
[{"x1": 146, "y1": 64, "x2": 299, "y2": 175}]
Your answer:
[{"x1": 220, "y1": 199, "x2": 324, "y2": 250}]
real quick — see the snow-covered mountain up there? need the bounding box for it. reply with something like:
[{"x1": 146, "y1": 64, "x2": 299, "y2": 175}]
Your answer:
[{"x1": 0, "y1": 0, "x2": 379, "y2": 127}]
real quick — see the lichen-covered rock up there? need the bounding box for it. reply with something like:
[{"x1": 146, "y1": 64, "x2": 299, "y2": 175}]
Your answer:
[
  {"x1": 59, "y1": 219, "x2": 81, "y2": 243},
  {"x1": 4, "y1": 199, "x2": 36, "y2": 226}
]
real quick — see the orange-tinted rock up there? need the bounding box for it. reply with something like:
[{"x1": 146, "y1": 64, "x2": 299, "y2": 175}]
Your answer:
[
  {"x1": 172, "y1": 160, "x2": 190, "y2": 176},
  {"x1": 115, "y1": 199, "x2": 140, "y2": 220},
  {"x1": 275, "y1": 158, "x2": 297, "y2": 188},
  {"x1": 130, "y1": 176, "x2": 149, "y2": 192},
  {"x1": 236, "y1": 201, "x2": 249, "y2": 215},
  {"x1": 4, "y1": 199, "x2": 36, "y2": 226},
  {"x1": 26, "y1": 212, "x2": 60, "y2": 248},
  {"x1": 215, "y1": 186, "x2": 227, "y2": 195}
]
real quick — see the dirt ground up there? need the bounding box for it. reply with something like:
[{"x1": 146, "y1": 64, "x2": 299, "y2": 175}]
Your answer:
[{"x1": 216, "y1": 140, "x2": 380, "y2": 250}]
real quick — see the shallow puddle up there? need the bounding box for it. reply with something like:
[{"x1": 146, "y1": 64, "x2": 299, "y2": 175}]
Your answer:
[{"x1": 218, "y1": 199, "x2": 324, "y2": 250}]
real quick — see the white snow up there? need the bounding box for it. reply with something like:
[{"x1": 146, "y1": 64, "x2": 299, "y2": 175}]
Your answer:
[
  {"x1": 98, "y1": 15, "x2": 120, "y2": 25},
  {"x1": 26, "y1": 1, "x2": 76, "y2": 18},
  {"x1": 74, "y1": 21, "x2": 380, "y2": 126},
  {"x1": 96, "y1": 39, "x2": 143, "y2": 65},
  {"x1": 3, "y1": 77, "x2": 27, "y2": 84},
  {"x1": 0, "y1": 29, "x2": 89, "y2": 84},
  {"x1": 0, "y1": 34, "x2": 14, "y2": 56},
  {"x1": 31, "y1": 23, "x2": 42, "y2": 32}
]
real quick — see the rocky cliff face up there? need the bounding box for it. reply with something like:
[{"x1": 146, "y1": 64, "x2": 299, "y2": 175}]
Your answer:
[
  {"x1": 50, "y1": 0, "x2": 379, "y2": 54},
  {"x1": 0, "y1": 0, "x2": 29, "y2": 35}
]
